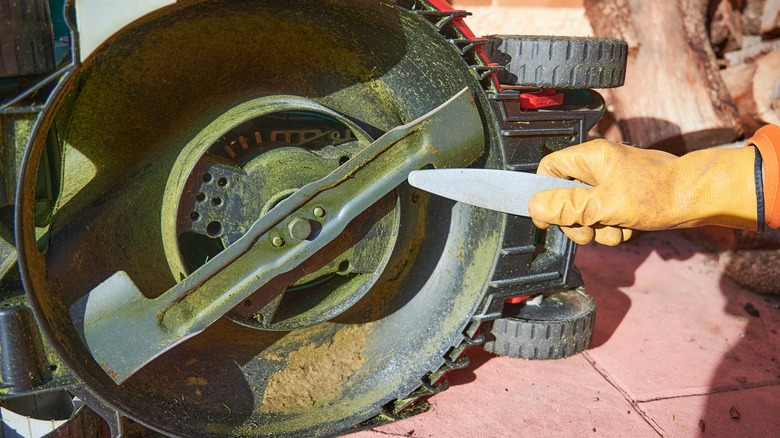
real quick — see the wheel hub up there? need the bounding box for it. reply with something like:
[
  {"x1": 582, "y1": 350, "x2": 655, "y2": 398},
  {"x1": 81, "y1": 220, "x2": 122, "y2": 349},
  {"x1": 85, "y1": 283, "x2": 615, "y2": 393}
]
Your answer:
[{"x1": 166, "y1": 101, "x2": 401, "y2": 331}]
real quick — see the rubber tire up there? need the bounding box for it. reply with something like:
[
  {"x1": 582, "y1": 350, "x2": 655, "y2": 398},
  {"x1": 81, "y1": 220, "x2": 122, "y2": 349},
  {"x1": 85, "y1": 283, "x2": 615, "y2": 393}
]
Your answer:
[
  {"x1": 485, "y1": 36, "x2": 627, "y2": 89},
  {"x1": 484, "y1": 288, "x2": 596, "y2": 360}
]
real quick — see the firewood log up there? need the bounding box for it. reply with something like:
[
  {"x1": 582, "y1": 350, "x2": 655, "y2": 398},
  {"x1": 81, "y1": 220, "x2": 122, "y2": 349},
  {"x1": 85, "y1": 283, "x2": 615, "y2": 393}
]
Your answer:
[
  {"x1": 721, "y1": 61, "x2": 763, "y2": 134},
  {"x1": 753, "y1": 49, "x2": 780, "y2": 125},
  {"x1": 709, "y1": 0, "x2": 743, "y2": 55},
  {"x1": 761, "y1": 0, "x2": 780, "y2": 35},
  {"x1": 585, "y1": 0, "x2": 742, "y2": 152}
]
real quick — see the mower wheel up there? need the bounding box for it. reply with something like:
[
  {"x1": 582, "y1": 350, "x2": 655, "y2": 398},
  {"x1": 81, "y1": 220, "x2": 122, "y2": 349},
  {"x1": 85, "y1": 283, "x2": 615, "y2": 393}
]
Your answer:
[
  {"x1": 485, "y1": 36, "x2": 627, "y2": 89},
  {"x1": 484, "y1": 288, "x2": 596, "y2": 360}
]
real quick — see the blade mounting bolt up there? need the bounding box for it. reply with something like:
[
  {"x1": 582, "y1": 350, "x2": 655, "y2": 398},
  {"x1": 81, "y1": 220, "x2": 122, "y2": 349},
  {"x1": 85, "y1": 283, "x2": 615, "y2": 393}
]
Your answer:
[
  {"x1": 288, "y1": 218, "x2": 313, "y2": 240},
  {"x1": 272, "y1": 236, "x2": 285, "y2": 247}
]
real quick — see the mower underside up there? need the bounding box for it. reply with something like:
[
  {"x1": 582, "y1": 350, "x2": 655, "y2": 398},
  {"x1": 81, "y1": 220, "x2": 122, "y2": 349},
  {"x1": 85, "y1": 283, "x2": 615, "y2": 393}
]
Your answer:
[{"x1": 0, "y1": 1, "x2": 625, "y2": 436}]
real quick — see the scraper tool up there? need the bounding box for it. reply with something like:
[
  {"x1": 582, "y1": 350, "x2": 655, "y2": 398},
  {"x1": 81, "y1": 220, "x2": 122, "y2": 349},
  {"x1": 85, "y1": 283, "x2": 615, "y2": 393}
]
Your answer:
[{"x1": 407, "y1": 168, "x2": 591, "y2": 217}]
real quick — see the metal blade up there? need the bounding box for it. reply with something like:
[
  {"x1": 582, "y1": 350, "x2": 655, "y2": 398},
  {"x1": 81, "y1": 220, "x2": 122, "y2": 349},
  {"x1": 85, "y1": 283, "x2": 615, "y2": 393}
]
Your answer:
[
  {"x1": 407, "y1": 168, "x2": 590, "y2": 217},
  {"x1": 71, "y1": 87, "x2": 485, "y2": 384}
]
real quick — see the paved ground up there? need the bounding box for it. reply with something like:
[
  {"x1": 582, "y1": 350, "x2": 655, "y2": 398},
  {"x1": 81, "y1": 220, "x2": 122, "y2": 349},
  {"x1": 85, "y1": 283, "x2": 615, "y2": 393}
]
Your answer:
[{"x1": 348, "y1": 230, "x2": 780, "y2": 437}]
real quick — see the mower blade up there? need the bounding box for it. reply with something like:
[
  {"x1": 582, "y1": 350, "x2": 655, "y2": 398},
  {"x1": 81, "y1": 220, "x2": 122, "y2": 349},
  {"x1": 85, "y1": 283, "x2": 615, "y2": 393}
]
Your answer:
[
  {"x1": 69, "y1": 271, "x2": 187, "y2": 382},
  {"x1": 71, "y1": 87, "x2": 485, "y2": 384}
]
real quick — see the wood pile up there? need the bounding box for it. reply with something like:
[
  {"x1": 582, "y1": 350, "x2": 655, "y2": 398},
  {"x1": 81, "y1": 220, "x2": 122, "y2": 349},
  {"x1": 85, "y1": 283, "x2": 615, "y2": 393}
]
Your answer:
[
  {"x1": 584, "y1": 0, "x2": 780, "y2": 153},
  {"x1": 585, "y1": 0, "x2": 780, "y2": 295},
  {"x1": 715, "y1": 0, "x2": 780, "y2": 137}
]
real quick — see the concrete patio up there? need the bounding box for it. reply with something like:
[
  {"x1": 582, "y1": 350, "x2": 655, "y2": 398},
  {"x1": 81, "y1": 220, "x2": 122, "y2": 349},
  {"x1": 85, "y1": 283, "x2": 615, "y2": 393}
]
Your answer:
[{"x1": 349, "y1": 230, "x2": 780, "y2": 437}]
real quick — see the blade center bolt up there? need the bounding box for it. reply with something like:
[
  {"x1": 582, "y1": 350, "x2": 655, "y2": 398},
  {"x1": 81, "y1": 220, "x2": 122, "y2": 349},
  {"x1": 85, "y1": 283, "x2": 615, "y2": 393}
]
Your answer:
[
  {"x1": 313, "y1": 207, "x2": 326, "y2": 218},
  {"x1": 272, "y1": 236, "x2": 285, "y2": 247},
  {"x1": 288, "y1": 217, "x2": 313, "y2": 240}
]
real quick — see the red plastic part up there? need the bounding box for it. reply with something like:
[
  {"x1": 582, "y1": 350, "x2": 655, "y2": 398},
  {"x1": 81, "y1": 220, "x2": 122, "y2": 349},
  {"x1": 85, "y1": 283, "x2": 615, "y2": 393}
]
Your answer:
[
  {"x1": 505, "y1": 295, "x2": 532, "y2": 305},
  {"x1": 426, "y1": 0, "x2": 454, "y2": 11},
  {"x1": 518, "y1": 88, "x2": 564, "y2": 109}
]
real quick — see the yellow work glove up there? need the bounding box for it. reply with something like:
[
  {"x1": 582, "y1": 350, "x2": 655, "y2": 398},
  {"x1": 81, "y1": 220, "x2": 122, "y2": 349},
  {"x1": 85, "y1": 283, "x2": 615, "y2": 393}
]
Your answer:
[{"x1": 527, "y1": 139, "x2": 761, "y2": 246}]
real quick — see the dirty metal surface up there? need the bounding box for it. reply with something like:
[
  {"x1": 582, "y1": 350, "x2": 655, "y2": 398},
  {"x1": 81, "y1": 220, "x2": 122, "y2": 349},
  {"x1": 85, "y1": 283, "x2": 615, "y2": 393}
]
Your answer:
[
  {"x1": 71, "y1": 88, "x2": 485, "y2": 384},
  {"x1": 15, "y1": 1, "x2": 508, "y2": 436},
  {"x1": 162, "y1": 98, "x2": 397, "y2": 332},
  {"x1": 3, "y1": 1, "x2": 613, "y2": 437}
]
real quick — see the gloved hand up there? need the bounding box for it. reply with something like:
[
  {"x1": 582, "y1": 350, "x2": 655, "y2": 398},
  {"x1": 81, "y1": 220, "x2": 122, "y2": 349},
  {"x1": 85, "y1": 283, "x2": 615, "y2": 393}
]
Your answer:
[{"x1": 527, "y1": 139, "x2": 761, "y2": 246}]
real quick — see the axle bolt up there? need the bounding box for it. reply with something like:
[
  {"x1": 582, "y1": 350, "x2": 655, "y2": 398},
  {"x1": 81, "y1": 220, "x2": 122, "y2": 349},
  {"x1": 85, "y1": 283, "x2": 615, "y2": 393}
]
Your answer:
[
  {"x1": 288, "y1": 218, "x2": 313, "y2": 240},
  {"x1": 313, "y1": 207, "x2": 326, "y2": 218},
  {"x1": 272, "y1": 236, "x2": 285, "y2": 247}
]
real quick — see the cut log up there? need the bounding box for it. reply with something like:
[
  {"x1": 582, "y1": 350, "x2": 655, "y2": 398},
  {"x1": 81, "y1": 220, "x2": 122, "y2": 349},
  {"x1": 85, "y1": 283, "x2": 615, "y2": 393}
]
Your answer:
[
  {"x1": 721, "y1": 48, "x2": 780, "y2": 136},
  {"x1": 709, "y1": 0, "x2": 743, "y2": 55},
  {"x1": 742, "y1": 0, "x2": 765, "y2": 35},
  {"x1": 721, "y1": 61, "x2": 763, "y2": 135},
  {"x1": 584, "y1": 0, "x2": 742, "y2": 153},
  {"x1": 761, "y1": 0, "x2": 780, "y2": 35},
  {"x1": 720, "y1": 249, "x2": 780, "y2": 294},
  {"x1": 753, "y1": 49, "x2": 780, "y2": 124},
  {"x1": 724, "y1": 35, "x2": 780, "y2": 65},
  {"x1": 581, "y1": 0, "x2": 640, "y2": 55}
]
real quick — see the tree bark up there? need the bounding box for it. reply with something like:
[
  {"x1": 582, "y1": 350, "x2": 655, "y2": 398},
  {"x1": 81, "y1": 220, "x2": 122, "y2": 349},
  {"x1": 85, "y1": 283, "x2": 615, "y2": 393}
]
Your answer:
[
  {"x1": 582, "y1": 0, "x2": 639, "y2": 54},
  {"x1": 585, "y1": 0, "x2": 743, "y2": 153},
  {"x1": 742, "y1": 0, "x2": 765, "y2": 35}
]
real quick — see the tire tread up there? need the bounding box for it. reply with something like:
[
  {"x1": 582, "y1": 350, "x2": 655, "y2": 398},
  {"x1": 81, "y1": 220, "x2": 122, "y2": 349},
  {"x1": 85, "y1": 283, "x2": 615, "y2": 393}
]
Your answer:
[{"x1": 485, "y1": 36, "x2": 627, "y2": 89}]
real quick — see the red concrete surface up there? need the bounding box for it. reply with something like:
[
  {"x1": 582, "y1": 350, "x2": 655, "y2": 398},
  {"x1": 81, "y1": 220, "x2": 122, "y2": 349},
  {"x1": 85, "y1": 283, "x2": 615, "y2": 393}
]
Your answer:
[{"x1": 348, "y1": 231, "x2": 780, "y2": 437}]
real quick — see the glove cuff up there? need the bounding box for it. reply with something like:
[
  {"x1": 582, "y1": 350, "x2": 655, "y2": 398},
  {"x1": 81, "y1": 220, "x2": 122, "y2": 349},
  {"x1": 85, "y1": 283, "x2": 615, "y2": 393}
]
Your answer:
[
  {"x1": 755, "y1": 146, "x2": 765, "y2": 232},
  {"x1": 748, "y1": 125, "x2": 780, "y2": 229}
]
